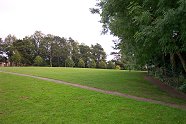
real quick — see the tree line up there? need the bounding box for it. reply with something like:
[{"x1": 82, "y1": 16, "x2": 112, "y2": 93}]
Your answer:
[{"x1": 0, "y1": 31, "x2": 117, "y2": 69}]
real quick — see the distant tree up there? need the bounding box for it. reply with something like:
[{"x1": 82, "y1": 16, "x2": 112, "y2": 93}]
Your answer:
[
  {"x1": 88, "y1": 59, "x2": 96, "y2": 68},
  {"x1": 98, "y1": 61, "x2": 107, "y2": 69},
  {"x1": 91, "y1": 43, "x2": 106, "y2": 67},
  {"x1": 79, "y1": 43, "x2": 91, "y2": 67},
  {"x1": 78, "y1": 58, "x2": 85, "y2": 68},
  {"x1": 4, "y1": 34, "x2": 17, "y2": 64},
  {"x1": 14, "y1": 38, "x2": 36, "y2": 65},
  {"x1": 107, "y1": 61, "x2": 115, "y2": 69},
  {"x1": 69, "y1": 37, "x2": 80, "y2": 67},
  {"x1": 11, "y1": 50, "x2": 21, "y2": 66},
  {"x1": 34, "y1": 55, "x2": 43, "y2": 66},
  {"x1": 0, "y1": 38, "x2": 3, "y2": 54},
  {"x1": 65, "y1": 58, "x2": 75, "y2": 67},
  {"x1": 32, "y1": 31, "x2": 45, "y2": 56}
]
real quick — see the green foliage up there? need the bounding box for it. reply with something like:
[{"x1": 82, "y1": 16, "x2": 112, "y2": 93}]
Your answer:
[
  {"x1": 1, "y1": 32, "x2": 107, "y2": 67},
  {"x1": 91, "y1": 43, "x2": 106, "y2": 64},
  {"x1": 11, "y1": 50, "x2": 21, "y2": 65},
  {"x1": 92, "y1": 0, "x2": 186, "y2": 72},
  {"x1": 115, "y1": 65, "x2": 121, "y2": 70},
  {"x1": 79, "y1": 43, "x2": 91, "y2": 67},
  {"x1": 88, "y1": 59, "x2": 96, "y2": 68},
  {"x1": 179, "y1": 83, "x2": 186, "y2": 93},
  {"x1": 65, "y1": 58, "x2": 75, "y2": 67},
  {"x1": 34, "y1": 56, "x2": 43, "y2": 66},
  {"x1": 98, "y1": 61, "x2": 107, "y2": 69},
  {"x1": 107, "y1": 61, "x2": 115, "y2": 69},
  {"x1": 78, "y1": 58, "x2": 85, "y2": 68}
]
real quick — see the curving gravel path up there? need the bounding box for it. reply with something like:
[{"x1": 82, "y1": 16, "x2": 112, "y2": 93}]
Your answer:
[{"x1": 1, "y1": 70, "x2": 186, "y2": 110}]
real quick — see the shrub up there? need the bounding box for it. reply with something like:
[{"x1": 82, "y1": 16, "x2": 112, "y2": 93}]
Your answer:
[
  {"x1": 34, "y1": 55, "x2": 43, "y2": 66},
  {"x1": 78, "y1": 58, "x2": 85, "y2": 68},
  {"x1": 179, "y1": 83, "x2": 186, "y2": 93},
  {"x1": 115, "y1": 65, "x2": 121, "y2": 70},
  {"x1": 88, "y1": 60, "x2": 96, "y2": 68},
  {"x1": 65, "y1": 58, "x2": 75, "y2": 67},
  {"x1": 107, "y1": 61, "x2": 115, "y2": 69},
  {"x1": 98, "y1": 61, "x2": 107, "y2": 69}
]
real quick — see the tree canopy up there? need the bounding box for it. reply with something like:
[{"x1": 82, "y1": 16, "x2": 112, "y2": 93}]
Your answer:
[
  {"x1": 0, "y1": 31, "x2": 107, "y2": 68},
  {"x1": 91, "y1": 0, "x2": 186, "y2": 73}
]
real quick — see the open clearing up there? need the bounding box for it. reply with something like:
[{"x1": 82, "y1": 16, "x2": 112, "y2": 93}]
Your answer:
[
  {"x1": 0, "y1": 67, "x2": 186, "y2": 104},
  {"x1": 0, "y1": 72, "x2": 186, "y2": 124}
]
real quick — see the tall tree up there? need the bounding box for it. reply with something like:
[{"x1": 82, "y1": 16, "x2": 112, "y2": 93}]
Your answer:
[
  {"x1": 79, "y1": 43, "x2": 91, "y2": 67},
  {"x1": 14, "y1": 38, "x2": 36, "y2": 65},
  {"x1": 91, "y1": 0, "x2": 186, "y2": 72},
  {"x1": 4, "y1": 34, "x2": 17, "y2": 64},
  {"x1": 32, "y1": 31, "x2": 45, "y2": 56},
  {"x1": 91, "y1": 43, "x2": 106, "y2": 67},
  {"x1": 11, "y1": 50, "x2": 21, "y2": 66},
  {"x1": 68, "y1": 37, "x2": 80, "y2": 66}
]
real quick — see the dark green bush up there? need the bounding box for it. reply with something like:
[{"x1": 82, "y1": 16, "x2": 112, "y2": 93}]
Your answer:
[{"x1": 179, "y1": 82, "x2": 186, "y2": 93}]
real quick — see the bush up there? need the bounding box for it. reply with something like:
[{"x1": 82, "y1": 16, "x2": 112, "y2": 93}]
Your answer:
[
  {"x1": 78, "y1": 58, "x2": 85, "y2": 68},
  {"x1": 88, "y1": 60, "x2": 96, "y2": 68},
  {"x1": 107, "y1": 61, "x2": 115, "y2": 69},
  {"x1": 98, "y1": 61, "x2": 107, "y2": 69},
  {"x1": 179, "y1": 83, "x2": 186, "y2": 93},
  {"x1": 65, "y1": 58, "x2": 75, "y2": 67},
  {"x1": 34, "y1": 56, "x2": 43, "y2": 66},
  {"x1": 115, "y1": 65, "x2": 121, "y2": 70}
]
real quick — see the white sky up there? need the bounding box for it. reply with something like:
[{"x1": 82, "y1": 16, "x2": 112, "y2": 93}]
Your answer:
[{"x1": 0, "y1": 0, "x2": 117, "y2": 60}]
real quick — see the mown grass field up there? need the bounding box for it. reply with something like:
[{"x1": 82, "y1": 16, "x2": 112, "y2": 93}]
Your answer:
[
  {"x1": 0, "y1": 67, "x2": 186, "y2": 105},
  {"x1": 0, "y1": 72, "x2": 186, "y2": 124}
]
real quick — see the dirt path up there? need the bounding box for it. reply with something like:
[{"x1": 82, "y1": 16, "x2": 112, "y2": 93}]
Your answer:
[{"x1": 1, "y1": 70, "x2": 186, "y2": 110}]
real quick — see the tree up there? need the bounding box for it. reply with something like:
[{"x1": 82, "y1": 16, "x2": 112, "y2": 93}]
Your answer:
[
  {"x1": 65, "y1": 58, "x2": 75, "y2": 67},
  {"x1": 69, "y1": 37, "x2": 80, "y2": 67},
  {"x1": 79, "y1": 43, "x2": 91, "y2": 67},
  {"x1": 98, "y1": 61, "x2": 107, "y2": 69},
  {"x1": 14, "y1": 38, "x2": 36, "y2": 65},
  {"x1": 107, "y1": 61, "x2": 115, "y2": 69},
  {"x1": 88, "y1": 59, "x2": 96, "y2": 68},
  {"x1": 91, "y1": 43, "x2": 106, "y2": 67},
  {"x1": 91, "y1": 0, "x2": 186, "y2": 73},
  {"x1": 78, "y1": 58, "x2": 85, "y2": 68},
  {"x1": 34, "y1": 55, "x2": 43, "y2": 66},
  {"x1": 32, "y1": 31, "x2": 45, "y2": 56},
  {"x1": 4, "y1": 34, "x2": 17, "y2": 64},
  {"x1": 0, "y1": 38, "x2": 3, "y2": 54},
  {"x1": 11, "y1": 50, "x2": 21, "y2": 66}
]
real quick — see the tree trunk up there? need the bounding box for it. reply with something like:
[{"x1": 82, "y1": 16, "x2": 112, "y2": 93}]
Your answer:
[
  {"x1": 50, "y1": 53, "x2": 52, "y2": 67},
  {"x1": 176, "y1": 52, "x2": 186, "y2": 73},
  {"x1": 170, "y1": 53, "x2": 175, "y2": 71},
  {"x1": 50, "y1": 58, "x2": 52, "y2": 67}
]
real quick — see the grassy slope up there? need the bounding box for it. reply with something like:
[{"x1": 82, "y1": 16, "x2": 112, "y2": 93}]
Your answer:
[
  {"x1": 0, "y1": 67, "x2": 186, "y2": 104},
  {"x1": 0, "y1": 73, "x2": 186, "y2": 124}
]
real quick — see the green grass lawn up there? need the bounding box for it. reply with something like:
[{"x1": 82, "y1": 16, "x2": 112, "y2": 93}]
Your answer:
[
  {"x1": 0, "y1": 73, "x2": 186, "y2": 124},
  {"x1": 0, "y1": 67, "x2": 186, "y2": 105}
]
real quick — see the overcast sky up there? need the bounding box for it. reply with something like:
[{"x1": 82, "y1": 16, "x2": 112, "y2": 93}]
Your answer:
[{"x1": 0, "y1": 0, "x2": 117, "y2": 60}]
